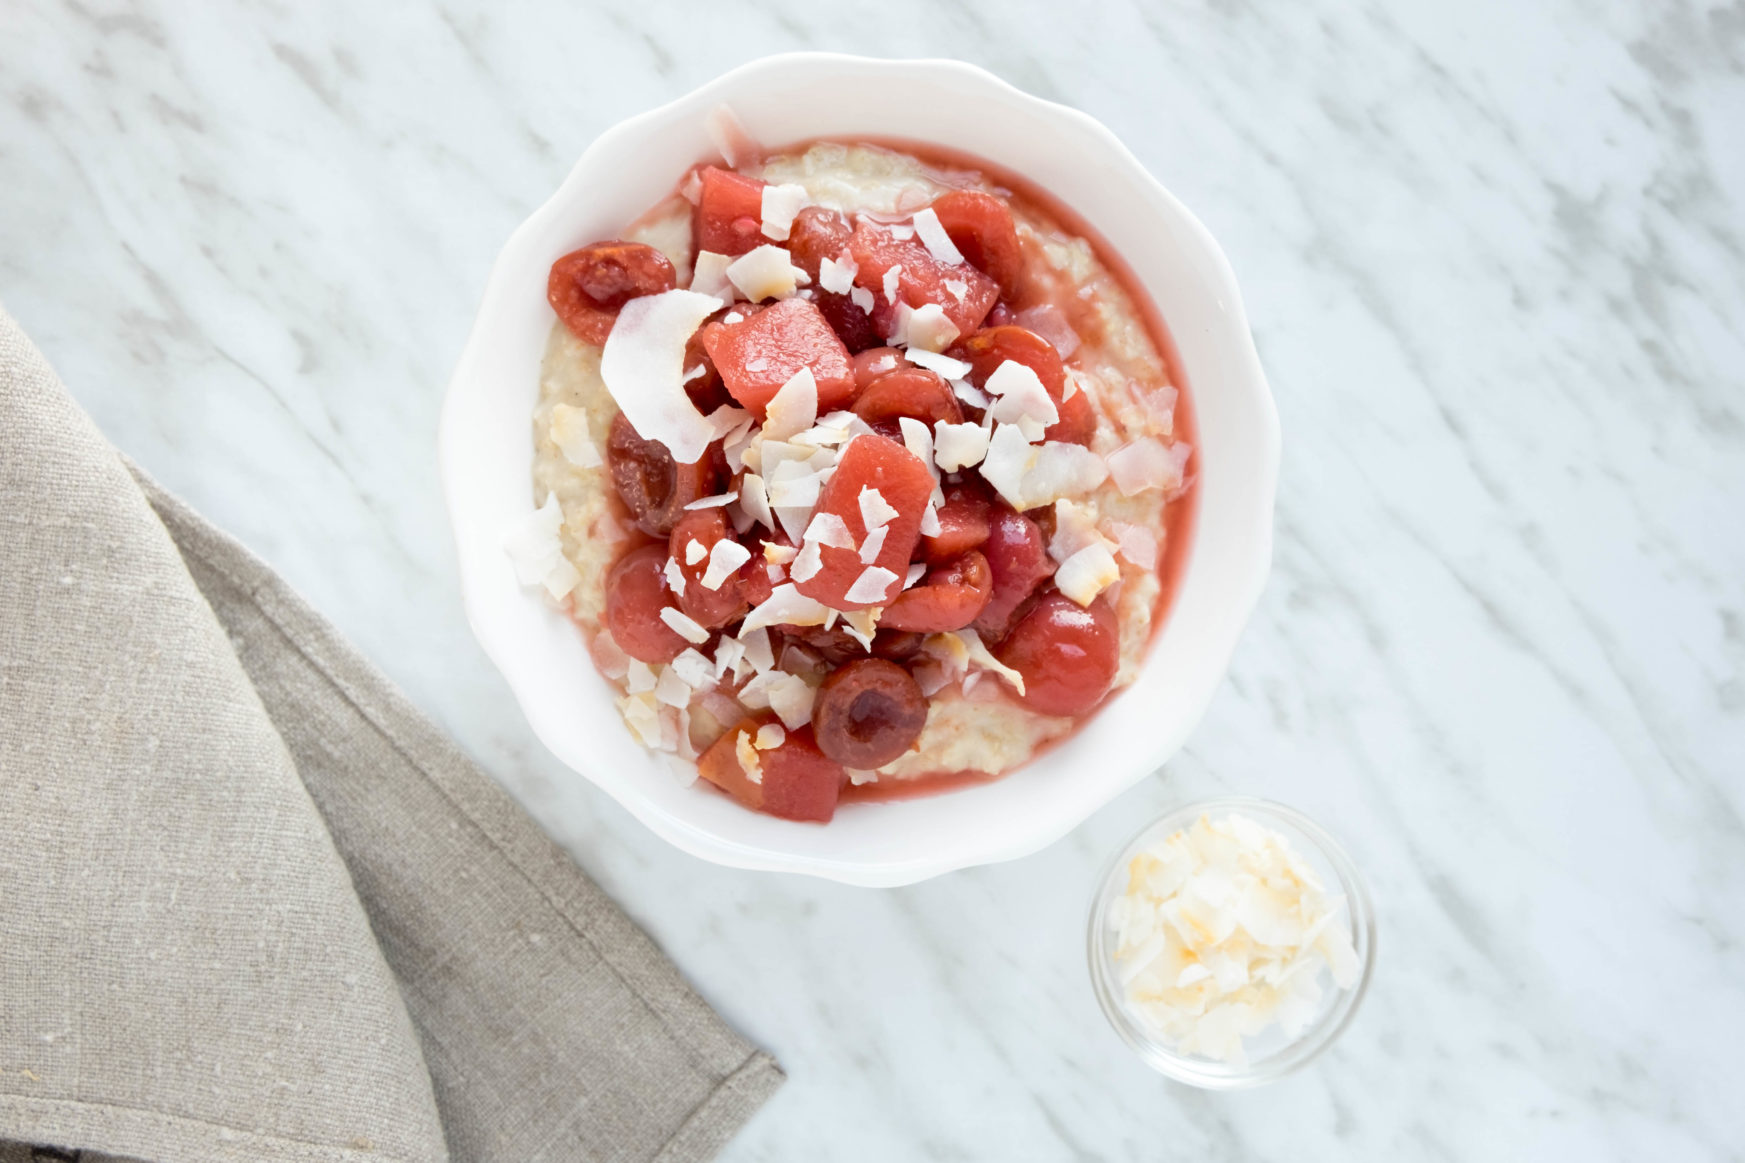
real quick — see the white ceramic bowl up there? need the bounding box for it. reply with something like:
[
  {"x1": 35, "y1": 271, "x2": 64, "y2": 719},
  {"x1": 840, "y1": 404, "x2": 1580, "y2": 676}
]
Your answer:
[{"x1": 439, "y1": 53, "x2": 1278, "y2": 887}]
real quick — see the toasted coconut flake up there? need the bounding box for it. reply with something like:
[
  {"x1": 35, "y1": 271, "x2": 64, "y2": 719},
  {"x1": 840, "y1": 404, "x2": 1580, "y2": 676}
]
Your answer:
[
  {"x1": 847, "y1": 767, "x2": 880, "y2": 785},
  {"x1": 912, "y1": 207, "x2": 965, "y2": 265},
  {"x1": 600, "y1": 289, "x2": 723, "y2": 464},
  {"x1": 760, "y1": 183, "x2": 809, "y2": 242},
  {"x1": 549, "y1": 404, "x2": 602, "y2": 468},
  {"x1": 734, "y1": 729, "x2": 763, "y2": 784},
  {"x1": 763, "y1": 540, "x2": 799, "y2": 565},
  {"x1": 1055, "y1": 543, "x2": 1120, "y2": 606},
  {"x1": 753, "y1": 722, "x2": 787, "y2": 750},
  {"x1": 844, "y1": 566, "x2": 899, "y2": 605},
  {"x1": 819, "y1": 253, "x2": 858, "y2": 295},
  {"x1": 841, "y1": 607, "x2": 881, "y2": 650},
  {"x1": 619, "y1": 693, "x2": 665, "y2": 748}
]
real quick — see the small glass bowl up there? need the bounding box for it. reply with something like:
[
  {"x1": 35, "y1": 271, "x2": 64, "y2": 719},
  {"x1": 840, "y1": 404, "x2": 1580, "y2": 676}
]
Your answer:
[{"x1": 1086, "y1": 796, "x2": 1376, "y2": 1088}]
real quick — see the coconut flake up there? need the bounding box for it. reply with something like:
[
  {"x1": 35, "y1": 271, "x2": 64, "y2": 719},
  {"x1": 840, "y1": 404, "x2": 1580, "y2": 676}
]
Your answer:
[
  {"x1": 841, "y1": 607, "x2": 880, "y2": 649},
  {"x1": 702, "y1": 538, "x2": 752, "y2": 590},
  {"x1": 1013, "y1": 303, "x2": 1080, "y2": 358},
  {"x1": 906, "y1": 347, "x2": 971, "y2": 380},
  {"x1": 1055, "y1": 543, "x2": 1120, "y2": 606},
  {"x1": 955, "y1": 628, "x2": 1026, "y2": 696},
  {"x1": 670, "y1": 648, "x2": 716, "y2": 690},
  {"x1": 882, "y1": 264, "x2": 902, "y2": 306},
  {"x1": 690, "y1": 250, "x2": 737, "y2": 305},
  {"x1": 753, "y1": 722, "x2": 787, "y2": 750},
  {"x1": 654, "y1": 666, "x2": 693, "y2": 708},
  {"x1": 760, "y1": 183, "x2": 809, "y2": 242},
  {"x1": 858, "y1": 524, "x2": 889, "y2": 565},
  {"x1": 663, "y1": 556, "x2": 686, "y2": 594},
  {"x1": 763, "y1": 541, "x2": 799, "y2": 566},
  {"x1": 741, "y1": 583, "x2": 834, "y2": 632},
  {"x1": 619, "y1": 693, "x2": 665, "y2": 749},
  {"x1": 727, "y1": 244, "x2": 805, "y2": 302},
  {"x1": 767, "y1": 673, "x2": 816, "y2": 728},
  {"x1": 919, "y1": 499, "x2": 942, "y2": 537},
  {"x1": 804, "y1": 511, "x2": 854, "y2": 550},
  {"x1": 892, "y1": 302, "x2": 959, "y2": 352},
  {"x1": 1108, "y1": 521, "x2": 1160, "y2": 568},
  {"x1": 683, "y1": 539, "x2": 707, "y2": 566},
  {"x1": 951, "y1": 379, "x2": 991, "y2": 410},
  {"x1": 733, "y1": 472, "x2": 771, "y2": 530},
  {"x1": 818, "y1": 253, "x2": 858, "y2": 295},
  {"x1": 684, "y1": 491, "x2": 738, "y2": 511},
  {"x1": 912, "y1": 207, "x2": 965, "y2": 265},
  {"x1": 734, "y1": 729, "x2": 763, "y2": 784},
  {"x1": 704, "y1": 103, "x2": 757, "y2": 169},
  {"x1": 549, "y1": 404, "x2": 602, "y2": 468},
  {"x1": 859, "y1": 486, "x2": 899, "y2": 531},
  {"x1": 850, "y1": 285, "x2": 876, "y2": 314},
  {"x1": 600, "y1": 289, "x2": 723, "y2": 464},
  {"x1": 625, "y1": 659, "x2": 659, "y2": 695},
  {"x1": 659, "y1": 607, "x2": 710, "y2": 645},
  {"x1": 933, "y1": 421, "x2": 990, "y2": 472},
  {"x1": 899, "y1": 417, "x2": 937, "y2": 484},
  {"x1": 503, "y1": 492, "x2": 581, "y2": 600},
  {"x1": 980, "y1": 425, "x2": 1107, "y2": 511},
  {"x1": 844, "y1": 566, "x2": 899, "y2": 605},
  {"x1": 763, "y1": 367, "x2": 818, "y2": 441},
  {"x1": 904, "y1": 562, "x2": 928, "y2": 589},
  {"x1": 985, "y1": 359, "x2": 1059, "y2": 428},
  {"x1": 789, "y1": 538, "x2": 824, "y2": 582},
  {"x1": 739, "y1": 625, "x2": 775, "y2": 672},
  {"x1": 1107, "y1": 438, "x2": 1192, "y2": 496}
]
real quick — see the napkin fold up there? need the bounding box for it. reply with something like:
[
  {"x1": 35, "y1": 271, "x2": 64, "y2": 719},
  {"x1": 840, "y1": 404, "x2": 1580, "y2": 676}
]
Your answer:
[{"x1": 0, "y1": 306, "x2": 781, "y2": 1163}]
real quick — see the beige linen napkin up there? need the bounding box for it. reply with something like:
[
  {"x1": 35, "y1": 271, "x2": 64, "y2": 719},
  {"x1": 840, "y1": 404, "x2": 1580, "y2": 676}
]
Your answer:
[{"x1": 0, "y1": 306, "x2": 781, "y2": 1163}]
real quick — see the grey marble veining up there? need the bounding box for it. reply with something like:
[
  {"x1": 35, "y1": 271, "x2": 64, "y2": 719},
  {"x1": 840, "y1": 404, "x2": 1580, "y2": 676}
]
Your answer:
[{"x1": 3, "y1": 1, "x2": 1742, "y2": 1159}]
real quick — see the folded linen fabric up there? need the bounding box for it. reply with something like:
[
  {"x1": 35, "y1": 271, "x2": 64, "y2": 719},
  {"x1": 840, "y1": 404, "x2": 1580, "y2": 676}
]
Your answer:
[{"x1": 0, "y1": 306, "x2": 781, "y2": 1163}]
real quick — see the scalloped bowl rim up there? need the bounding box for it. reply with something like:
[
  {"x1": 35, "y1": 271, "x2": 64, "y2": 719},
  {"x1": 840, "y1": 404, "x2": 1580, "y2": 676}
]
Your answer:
[{"x1": 438, "y1": 54, "x2": 1279, "y2": 886}]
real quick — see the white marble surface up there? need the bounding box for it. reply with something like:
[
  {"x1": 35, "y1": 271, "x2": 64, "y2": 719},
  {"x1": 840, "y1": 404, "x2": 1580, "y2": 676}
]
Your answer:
[{"x1": 4, "y1": 2, "x2": 1743, "y2": 1158}]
